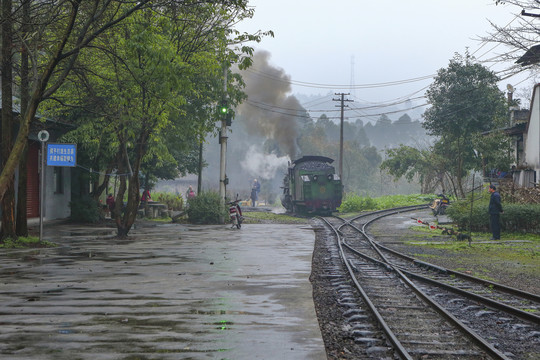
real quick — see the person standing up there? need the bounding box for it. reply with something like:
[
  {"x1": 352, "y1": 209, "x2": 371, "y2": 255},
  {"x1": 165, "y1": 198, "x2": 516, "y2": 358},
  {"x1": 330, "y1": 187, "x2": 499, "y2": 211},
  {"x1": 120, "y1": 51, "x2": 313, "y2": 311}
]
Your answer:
[
  {"x1": 488, "y1": 184, "x2": 503, "y2": 240},
  {"x1": 186, "y1": 185, "x2": 195, "y2": 199},
  {"x1": 141, "y1": 188, "x2": 151, "y2": 207},
  {"x1": 106, "y1": 193, "x2": 116, "y2": 219},
  {"x1": 250, "y1": 179, "x2": 260, "y2": 207}
]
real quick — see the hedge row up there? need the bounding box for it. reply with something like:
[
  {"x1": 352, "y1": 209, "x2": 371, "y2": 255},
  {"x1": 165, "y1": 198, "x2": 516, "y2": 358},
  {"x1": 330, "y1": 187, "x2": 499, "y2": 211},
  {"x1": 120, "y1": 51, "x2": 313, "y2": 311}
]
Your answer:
[{"x1": 446, "y1": 200, "x2": 540, "y2": 233}]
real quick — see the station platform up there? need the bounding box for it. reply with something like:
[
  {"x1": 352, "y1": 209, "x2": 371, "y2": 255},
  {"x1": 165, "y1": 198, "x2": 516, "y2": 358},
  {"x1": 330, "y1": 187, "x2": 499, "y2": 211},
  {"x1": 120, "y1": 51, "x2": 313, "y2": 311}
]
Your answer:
[{"x1": 0, "y1": 221, "x2": 326, "y2": 359}]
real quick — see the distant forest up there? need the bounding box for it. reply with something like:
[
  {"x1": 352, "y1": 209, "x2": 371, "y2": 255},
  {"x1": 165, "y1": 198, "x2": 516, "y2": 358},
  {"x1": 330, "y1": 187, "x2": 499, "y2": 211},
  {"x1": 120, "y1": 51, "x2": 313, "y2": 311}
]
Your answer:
[
  {"x1": 307, "y1": 113, "x2": 428, "y2": 151},
  {"x1": 294, "y1": 112, "x2": 430, "y2": 195},
  {"x1": 195, "y1": 109, "x2": 429, "y2": 204}
]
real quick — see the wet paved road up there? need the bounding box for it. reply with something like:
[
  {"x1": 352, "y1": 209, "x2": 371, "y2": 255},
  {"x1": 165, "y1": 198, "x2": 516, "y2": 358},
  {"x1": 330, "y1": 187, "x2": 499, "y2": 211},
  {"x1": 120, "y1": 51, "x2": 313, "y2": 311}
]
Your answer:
[{"x1": 0, "y1": 222, "x2": 325, "y2": 359}]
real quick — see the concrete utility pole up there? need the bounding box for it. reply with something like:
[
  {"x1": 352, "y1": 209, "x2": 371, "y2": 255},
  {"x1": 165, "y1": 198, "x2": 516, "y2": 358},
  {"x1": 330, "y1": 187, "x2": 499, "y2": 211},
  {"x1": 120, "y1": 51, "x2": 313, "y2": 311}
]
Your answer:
[
  {"x1": 332, "y1": 93, "x2": 353, "y2": 181},
  {"x1": 219, "y1": 66, "x2": 228, "y2": 214}
]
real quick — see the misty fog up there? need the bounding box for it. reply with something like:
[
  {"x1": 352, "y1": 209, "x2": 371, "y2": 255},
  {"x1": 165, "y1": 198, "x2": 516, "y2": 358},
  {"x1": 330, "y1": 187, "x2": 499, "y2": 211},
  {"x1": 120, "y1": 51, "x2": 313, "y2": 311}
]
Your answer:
[{"x1": 158, "y1": 50, "x2": 430, "y2": 203}]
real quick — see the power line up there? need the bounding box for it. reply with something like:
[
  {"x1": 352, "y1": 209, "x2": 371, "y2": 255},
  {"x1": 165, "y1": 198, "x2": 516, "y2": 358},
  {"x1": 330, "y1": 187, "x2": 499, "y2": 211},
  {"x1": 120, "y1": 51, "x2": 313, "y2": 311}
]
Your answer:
[{"x1": 244, "y1": 67, "x2": 435, "y2": 89}]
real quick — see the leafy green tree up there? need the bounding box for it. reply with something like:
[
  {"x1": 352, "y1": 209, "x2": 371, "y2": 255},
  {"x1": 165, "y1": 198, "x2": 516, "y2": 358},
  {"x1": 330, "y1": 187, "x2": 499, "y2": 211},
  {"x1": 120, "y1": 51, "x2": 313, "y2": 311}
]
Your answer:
[
  {"x1": 0, "y1": 0, "x2": 158, "y2": 206},
  {"x1": 422, "y1": 52, "x2": 509, "y2": 197},
  {"x1": 45, "y1": 2, "x2": 266, "y2": 237},
  {"x1": 381, "y1": 145, "x2": 442, "y2": 194}
]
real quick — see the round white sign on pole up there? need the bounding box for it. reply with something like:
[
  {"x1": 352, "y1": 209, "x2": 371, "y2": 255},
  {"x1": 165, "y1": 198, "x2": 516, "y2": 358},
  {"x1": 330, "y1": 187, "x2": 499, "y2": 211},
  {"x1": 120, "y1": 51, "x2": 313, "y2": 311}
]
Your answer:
[{"x1": 37, "y1": 130, "x2": 49, "y2": 142}]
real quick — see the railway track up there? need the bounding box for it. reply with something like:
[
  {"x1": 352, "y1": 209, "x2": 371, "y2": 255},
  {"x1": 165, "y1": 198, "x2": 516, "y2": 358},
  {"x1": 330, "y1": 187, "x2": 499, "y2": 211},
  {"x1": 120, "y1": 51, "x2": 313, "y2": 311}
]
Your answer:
[{"x1": 313, "y1": 207, "x2": 540, "y2": 359}]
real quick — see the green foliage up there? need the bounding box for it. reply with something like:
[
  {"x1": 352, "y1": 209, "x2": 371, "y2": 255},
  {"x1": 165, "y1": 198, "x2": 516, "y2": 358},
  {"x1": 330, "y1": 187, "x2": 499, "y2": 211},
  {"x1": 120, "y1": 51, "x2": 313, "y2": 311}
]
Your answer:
[
  {"x1": 153, "y1": 192, "x2": 184, "y2": 211},
  {"x1": 69, "y1": 196, "x2": 102, "y2": 223},
  {"x1": 0, "y1": 236, "x2": 56, "y2": 249},
  {"x1": 186, "y1": 191, "x2": 227, "y2": 224},
  {"x1": 421, "y1": 52, "x2": 510, "y2": 196},
  {"x1": 424, "y1": 52, "x2": 507, "y2": 136},
  {"x1": 374, "y1": 194, "x2": 432, "y2": 208},
  {"x1": 381, "y1": 145, "x2": 445, "y2": 194},
  {"x1": 339, "y1": 194, "x2": 378, "y2": 212},
  {"x1": 339, "y1": 193, "x2": 430, "y2": 213},
  {"x1": 446, "y1": 200, "x2": 540, "y2": 233}
]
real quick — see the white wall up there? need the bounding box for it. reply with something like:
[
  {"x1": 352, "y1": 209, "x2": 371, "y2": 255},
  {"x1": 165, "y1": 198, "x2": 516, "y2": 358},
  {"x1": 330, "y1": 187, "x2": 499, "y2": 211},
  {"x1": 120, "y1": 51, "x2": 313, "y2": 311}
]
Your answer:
[
  {"x1": 525, "y1": 87, "x2": 540, "y2": 168},
  {"x1": 44, "y1": 166, "x2": 71, "y2": 220}
]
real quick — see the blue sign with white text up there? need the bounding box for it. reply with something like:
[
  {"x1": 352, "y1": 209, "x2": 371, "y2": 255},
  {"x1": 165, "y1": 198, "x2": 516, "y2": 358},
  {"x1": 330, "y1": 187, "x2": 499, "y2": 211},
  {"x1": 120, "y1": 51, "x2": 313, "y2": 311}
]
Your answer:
[{"x1": 47, "y1": 143, "x2": 77, "y2": 167}]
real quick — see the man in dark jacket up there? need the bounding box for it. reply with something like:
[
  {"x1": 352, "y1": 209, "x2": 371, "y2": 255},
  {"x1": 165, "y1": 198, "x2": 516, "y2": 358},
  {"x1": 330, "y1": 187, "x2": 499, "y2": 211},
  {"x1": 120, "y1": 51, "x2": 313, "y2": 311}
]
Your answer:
[
  {"x1": 250, "y1": 179, "x2": 260, "y2": 207},
  {"x1": 488, "y1": 184, "x2": 503, "y2": 240}
]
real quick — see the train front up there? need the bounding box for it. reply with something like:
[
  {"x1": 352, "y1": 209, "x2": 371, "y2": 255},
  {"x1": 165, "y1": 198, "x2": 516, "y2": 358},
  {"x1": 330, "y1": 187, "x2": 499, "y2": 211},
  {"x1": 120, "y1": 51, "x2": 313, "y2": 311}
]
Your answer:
[
  {"x1": 301, "y1": 168, "x2": 343, "y2": 213},
  {"x1": 292, "y1": 156, "x2": 343, "y2": 214}
]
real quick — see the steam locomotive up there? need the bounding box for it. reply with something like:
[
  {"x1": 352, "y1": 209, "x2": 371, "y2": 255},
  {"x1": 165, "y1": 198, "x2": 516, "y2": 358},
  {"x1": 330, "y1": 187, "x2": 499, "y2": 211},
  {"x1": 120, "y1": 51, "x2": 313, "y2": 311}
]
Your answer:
[{"x1": 281, "y1": 155, "x2": 343, "y2": 214}]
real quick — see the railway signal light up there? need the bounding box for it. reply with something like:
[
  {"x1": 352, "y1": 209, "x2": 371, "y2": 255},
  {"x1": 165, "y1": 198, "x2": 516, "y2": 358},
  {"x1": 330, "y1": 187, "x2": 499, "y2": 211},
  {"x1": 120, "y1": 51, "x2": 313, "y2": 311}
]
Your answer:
[
  {"x1": 219, "y1": 100, "x2": 228, "y2": 115},
  {"x1": 219, "y1": 100, "x2": 232, "y2": 126}
]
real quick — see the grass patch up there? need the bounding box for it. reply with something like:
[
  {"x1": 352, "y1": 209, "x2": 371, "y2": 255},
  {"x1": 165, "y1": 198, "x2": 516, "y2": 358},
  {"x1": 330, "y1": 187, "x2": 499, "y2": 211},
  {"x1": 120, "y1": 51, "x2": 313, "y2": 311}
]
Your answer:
[
  {"x1": 405, "y1": 223, "x2": 540, "y2": 282},
  {"x1": 0, "y1": 236, "x2": 56, "y2": 249},
  {"x1": 147, "y1": 216, "x2": 172, "y2": 223},
  {"x1": 339, "y1": 193, "x2": 431, "y2": 213},
  {"x1": 242, "y1": 211, "x2": 309, "y2": 224},
  {"x1": 410, "y1": 222, "x2": 540, "y2": 243}
]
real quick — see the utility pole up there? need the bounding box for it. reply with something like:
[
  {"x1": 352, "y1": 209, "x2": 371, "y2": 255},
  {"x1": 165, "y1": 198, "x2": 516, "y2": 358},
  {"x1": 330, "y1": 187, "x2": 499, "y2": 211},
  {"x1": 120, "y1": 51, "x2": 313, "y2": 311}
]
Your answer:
[
  {"x1": 219, "y1": 66, "x2": 228, "y2": 216},
  {"x1": 333, "y1": 93, "x2": 353, "y2": 181}
]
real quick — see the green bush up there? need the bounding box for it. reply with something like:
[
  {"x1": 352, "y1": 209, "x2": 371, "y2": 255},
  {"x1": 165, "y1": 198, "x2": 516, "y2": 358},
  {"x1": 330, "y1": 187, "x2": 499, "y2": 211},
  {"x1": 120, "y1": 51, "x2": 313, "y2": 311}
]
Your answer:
[
  {"x1": 153, "y1": 192, "x2": 184, "y2": 211},
  {"x1": 446, "y1": 199, "x2": 540, "y2": 233},
  {"x1": 70, "y1": 196, "x2": 101, "y2": 223},
  {"x1": 186, "y1": 191, "x2": 227, "y2": 224}
]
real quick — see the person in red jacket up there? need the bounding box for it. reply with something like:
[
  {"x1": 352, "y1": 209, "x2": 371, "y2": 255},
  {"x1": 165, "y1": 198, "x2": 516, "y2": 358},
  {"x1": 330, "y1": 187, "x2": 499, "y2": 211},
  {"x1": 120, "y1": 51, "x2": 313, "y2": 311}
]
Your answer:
[
  {"x1": 106, "y1": 193, "x2": 116, "y2": 218},
  {"x1": 141, "y1": 188, "x2": 151, "y2": 207}
]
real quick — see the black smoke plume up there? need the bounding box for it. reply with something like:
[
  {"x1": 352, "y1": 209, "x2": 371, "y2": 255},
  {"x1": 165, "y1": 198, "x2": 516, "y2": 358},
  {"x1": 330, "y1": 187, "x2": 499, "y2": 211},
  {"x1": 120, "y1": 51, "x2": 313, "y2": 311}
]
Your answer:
[{"x1": 237, "y1": 50, "x2": 303, "y2": 159}]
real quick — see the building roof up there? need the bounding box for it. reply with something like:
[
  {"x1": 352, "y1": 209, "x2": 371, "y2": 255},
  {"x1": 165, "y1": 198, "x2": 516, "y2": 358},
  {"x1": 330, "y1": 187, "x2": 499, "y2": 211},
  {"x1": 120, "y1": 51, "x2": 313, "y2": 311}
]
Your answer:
[{"x1": 517, "y1": 44, "x2": 540, "y2": 66}]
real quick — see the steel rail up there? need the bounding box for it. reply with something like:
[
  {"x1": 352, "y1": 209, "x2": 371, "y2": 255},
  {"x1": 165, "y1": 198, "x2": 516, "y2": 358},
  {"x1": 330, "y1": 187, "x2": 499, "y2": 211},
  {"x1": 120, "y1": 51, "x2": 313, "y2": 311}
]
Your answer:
[
  {"x1": 349, "y1": 207, "x2": 540, "y2": 303},
  {"x1": 370, "y1": 240, "x2": 540, "y2": 303},
  {"x1": 344, "y1": 204, "x2": 428, "y2": 224},
  {"x1": 399, "y1": 267, "x2": 540, "y2": 324},
  {"x1": 340, "y1": 237, "x2": 511, "y2": 360},
  {"x1": 317, "y1": 216, "x2": 414, "y2": 360},
  {"x1": 329, "y1": 208, "x2": 512, "y2": 359},
  {"x1": 349, "y1": 208, "x2": 540, "y2": 322},
  {"x1": 346, "y1": 207, "x2": 535, "y2": 358}
]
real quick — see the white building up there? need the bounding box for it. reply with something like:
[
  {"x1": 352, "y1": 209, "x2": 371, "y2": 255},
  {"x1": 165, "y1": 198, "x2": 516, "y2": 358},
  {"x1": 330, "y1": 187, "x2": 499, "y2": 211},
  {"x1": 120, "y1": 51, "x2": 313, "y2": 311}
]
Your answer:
[{"x1": 506, "y1": 84, "x2": 540, "y2": 188}]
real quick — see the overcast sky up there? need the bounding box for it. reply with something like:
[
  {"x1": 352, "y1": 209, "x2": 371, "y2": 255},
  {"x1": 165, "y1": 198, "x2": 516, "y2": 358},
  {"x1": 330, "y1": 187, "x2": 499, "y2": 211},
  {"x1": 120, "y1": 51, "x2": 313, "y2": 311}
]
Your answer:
[{"x1": 237, "y1": 1, "x2": 530, "y2": 105}]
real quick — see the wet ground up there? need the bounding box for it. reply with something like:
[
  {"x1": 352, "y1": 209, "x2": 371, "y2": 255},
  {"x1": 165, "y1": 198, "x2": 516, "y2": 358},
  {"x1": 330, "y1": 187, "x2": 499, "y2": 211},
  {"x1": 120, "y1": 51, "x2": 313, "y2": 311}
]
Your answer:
[{"x1": 0, "y1": 222, "x2": 325, "y2": 360}]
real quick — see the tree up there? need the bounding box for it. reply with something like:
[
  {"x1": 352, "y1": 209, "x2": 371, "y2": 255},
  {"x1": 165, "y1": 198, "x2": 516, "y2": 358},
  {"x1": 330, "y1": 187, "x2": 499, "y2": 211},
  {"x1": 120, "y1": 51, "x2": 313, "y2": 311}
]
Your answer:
[
  {"x1": 0, "y1": 0, "x2": 162, "y2": 241},
  {"x1": 1, "y1": 0, "x2": 16, "y2": 239},
  {"x1": 15, "y1": 0, "x2": 32, "y2": 237},
  {"x1": 381, "y1": 145, "x2": 443, "y2": 194},
  {"x1": 422, "y1": 52, "x2": 509, "y2": 197},
  {"x1": 42, "y1": 2, "x2": 264, "y2": 237},
  {"x1": 0, "y1": 0, "x2": 274, "y2": 239}
]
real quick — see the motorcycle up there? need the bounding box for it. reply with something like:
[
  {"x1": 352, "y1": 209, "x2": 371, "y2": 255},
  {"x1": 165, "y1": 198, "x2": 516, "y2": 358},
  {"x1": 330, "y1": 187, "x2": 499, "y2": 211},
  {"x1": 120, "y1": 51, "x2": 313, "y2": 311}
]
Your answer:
[
  {"x1": 430, "y1": 193, "x2": 450, "y2": 216},
  {"x1": 227, "y1": 197, "x2": 243, "y2": 229}
]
